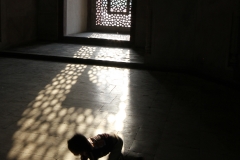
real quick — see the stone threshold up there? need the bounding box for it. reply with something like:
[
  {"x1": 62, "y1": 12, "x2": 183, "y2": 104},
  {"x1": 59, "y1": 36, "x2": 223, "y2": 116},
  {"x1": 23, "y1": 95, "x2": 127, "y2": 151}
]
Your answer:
[{"x1": 0, "y1": 50, "x2": 147, "y2": 70}]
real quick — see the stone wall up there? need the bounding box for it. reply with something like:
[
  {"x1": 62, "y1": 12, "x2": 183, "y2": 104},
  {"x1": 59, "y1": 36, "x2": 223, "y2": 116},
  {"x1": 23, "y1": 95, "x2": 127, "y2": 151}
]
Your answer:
[
  {"x1": 148, "y1": 0, "x2": 197, "y2": 69},
  {"x1": 134, "y1": 0, "x2": 147, "y2": 48},
  {"x1": 0, "y1": 0, "x2": 37, "y2": 49},
  {"x1": 37, "y1": 0, "x2": 59, "y2": 40},
  {"x1": 147, "y1": 0, "x2": 240, "y2": 82},
  {"x1": 66, "y1": 0, "x2": 88, "y2": 35}
]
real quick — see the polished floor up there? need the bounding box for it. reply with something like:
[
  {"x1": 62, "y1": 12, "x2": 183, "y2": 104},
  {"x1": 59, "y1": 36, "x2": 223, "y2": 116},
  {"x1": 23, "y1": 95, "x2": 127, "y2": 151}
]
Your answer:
[
  {"x1": 6, "y1": 42, "x2": 143, "y2": 64},
  {"x1": 0, "y1": 56, "x2": 239, "y2": 160},
  {"x1": 67, "y1": 32, "x2": 130, "y2": 41}
]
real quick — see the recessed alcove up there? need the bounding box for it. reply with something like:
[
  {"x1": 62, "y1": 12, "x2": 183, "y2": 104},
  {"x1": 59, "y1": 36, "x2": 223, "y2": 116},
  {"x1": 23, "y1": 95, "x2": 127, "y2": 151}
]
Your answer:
[{"x1": 64, "y1": 0, "x2": 133, "y2": 43}]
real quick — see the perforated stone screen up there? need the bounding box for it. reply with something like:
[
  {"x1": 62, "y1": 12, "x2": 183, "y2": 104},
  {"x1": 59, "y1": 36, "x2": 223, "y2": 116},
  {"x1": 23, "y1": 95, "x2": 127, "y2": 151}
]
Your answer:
[
  {"x1": 96, "y1": 0, "x2": 132, "y2": 27},
  {"x1": 109, "y1": 0, "x2": 129, "y2": 13}
]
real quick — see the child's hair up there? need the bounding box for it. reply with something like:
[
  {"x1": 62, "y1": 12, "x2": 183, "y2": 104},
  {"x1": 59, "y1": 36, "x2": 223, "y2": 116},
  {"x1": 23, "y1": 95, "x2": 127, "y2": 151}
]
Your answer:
[{"x1": 67, "y1": 133, "x2": 92, "y2": 154}]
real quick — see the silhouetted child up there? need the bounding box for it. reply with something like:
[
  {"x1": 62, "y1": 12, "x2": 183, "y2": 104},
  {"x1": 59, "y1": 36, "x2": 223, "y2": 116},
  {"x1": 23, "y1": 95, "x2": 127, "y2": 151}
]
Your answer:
[{"x1": 68, "y1": 133, "x2": 123, "y2": 160}]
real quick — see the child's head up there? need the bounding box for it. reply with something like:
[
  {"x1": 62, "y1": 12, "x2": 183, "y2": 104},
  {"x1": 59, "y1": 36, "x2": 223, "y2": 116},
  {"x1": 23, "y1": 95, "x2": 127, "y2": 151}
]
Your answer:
[{"x1": 67, "y1": 133, "x2": 92, "y2": 156}]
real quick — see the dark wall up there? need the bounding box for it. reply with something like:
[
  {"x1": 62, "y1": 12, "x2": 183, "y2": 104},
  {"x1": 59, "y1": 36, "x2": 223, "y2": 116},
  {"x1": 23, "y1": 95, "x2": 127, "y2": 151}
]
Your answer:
[
  {"x1": 147, "y1": 0, "x2": 240, "y2": 82},
  {"x1": 194, "y1": 0, "x2": 238, "y2": 80},
  {"x1": 0, "y1": 0, "x2": 37, "y2": 49},
  {"x1": 148, "y1": 0, "x2": 197, "y2": 69},
  {"x1": 38, "y1": 0, "x2": 59, "y2": 40},
  {"x1": 134, "y1": 0, "x2": 147, "y2": 48}
]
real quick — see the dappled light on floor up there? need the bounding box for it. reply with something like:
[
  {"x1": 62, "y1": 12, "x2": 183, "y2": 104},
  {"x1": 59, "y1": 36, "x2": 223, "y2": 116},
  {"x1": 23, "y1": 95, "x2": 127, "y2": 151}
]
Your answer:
[
  {"x1": 88, "y1": 33, "x2": 130, "y2": 41},
  {"x1": 88, "y1": 66, "x2": 129, "y2": 132},
  {"x1": 73, "y1": 45, "x2": 131, "y2": 62},
  {"x1": 7, "y1": 47, "x2": 130, "y2": 160},
  {"x1": 88, "y1": 66, "x2": 130, "y2": 86},
  {"x1": 73, "y1": 46, "x2": 96, "y2": 59},
  {"x1": 96, "y1": 48, "x2": 130, "y2": 62},
  {"x1": 6, "y1": 42, "x2": 144, "y2": 63}
]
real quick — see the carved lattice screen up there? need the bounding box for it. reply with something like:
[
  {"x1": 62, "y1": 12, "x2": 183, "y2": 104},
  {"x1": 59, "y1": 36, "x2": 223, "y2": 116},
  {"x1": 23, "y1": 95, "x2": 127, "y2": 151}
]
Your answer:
[{"x1": 95, "y1": 0, "x2": 132, "y2": 27}]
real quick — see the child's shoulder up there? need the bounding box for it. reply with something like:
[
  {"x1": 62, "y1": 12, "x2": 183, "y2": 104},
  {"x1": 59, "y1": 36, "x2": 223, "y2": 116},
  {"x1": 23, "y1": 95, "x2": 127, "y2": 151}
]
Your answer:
[
  {"x1": 90, "y1": 133, "x2": 118, "y2": 144},
  {"x1": 99, "y1": 133, "x2": 119, "y2": 140},
  {"x1": 90, "y1": 133, "x2": 108, "y2": 141}
]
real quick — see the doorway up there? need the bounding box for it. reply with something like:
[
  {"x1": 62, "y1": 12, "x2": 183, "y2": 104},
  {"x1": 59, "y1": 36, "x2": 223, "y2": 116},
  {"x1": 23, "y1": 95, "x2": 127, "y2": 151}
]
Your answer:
[{"x1": 63, "y1": 0, "x2": 135, "y2": 42}]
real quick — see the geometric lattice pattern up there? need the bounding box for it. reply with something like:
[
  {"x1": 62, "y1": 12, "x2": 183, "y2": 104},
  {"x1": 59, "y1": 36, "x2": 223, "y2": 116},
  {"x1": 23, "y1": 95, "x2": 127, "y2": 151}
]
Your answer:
[
  {"x1": 110, "y1": 0, "x2": 128, "y2": 13},
  {"x1": 96, "y1": 0, "x2": 132, "y2": 27}
]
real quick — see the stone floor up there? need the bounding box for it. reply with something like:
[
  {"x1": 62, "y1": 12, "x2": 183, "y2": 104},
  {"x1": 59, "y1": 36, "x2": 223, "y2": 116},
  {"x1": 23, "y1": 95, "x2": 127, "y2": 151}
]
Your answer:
[
  {"x1": 0, "y1": 57, "x2": 239, "y2": 160},
  {"x1": 67, "y1": 32, "x2": 130, "y2": 41},
  {"x1": 5, "y1": 42, "x2": 143, "y2": 64}
]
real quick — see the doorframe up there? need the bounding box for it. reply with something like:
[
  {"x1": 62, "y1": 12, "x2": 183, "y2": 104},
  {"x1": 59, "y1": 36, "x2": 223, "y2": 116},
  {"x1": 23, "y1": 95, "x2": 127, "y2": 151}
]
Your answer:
[{"x1": 58, "y1": 0, "x2": 137, "y2": 46}]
